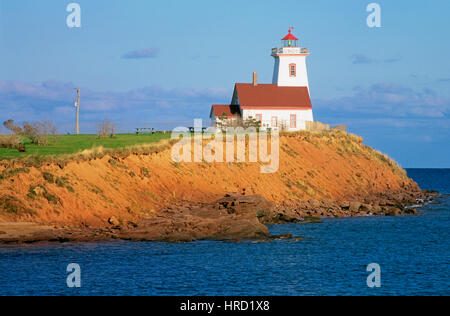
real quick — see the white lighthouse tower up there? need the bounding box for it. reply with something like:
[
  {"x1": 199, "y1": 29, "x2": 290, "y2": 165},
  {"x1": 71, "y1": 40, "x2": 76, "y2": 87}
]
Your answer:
[{"x1": 272, "y1": 28, "x2": 310, "y2": 88}]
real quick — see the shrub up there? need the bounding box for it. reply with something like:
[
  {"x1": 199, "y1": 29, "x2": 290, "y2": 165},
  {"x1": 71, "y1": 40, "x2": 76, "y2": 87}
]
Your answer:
[
  {"x1": 43, "y1": 192, "x2": 58, "y2": 204},
  {"x1": 0, "y1": 134, "x2": 20, "y2": 149},
  {"x1": 42, "y1": 172, "x2": 55, "y2": 183},
  {"x1": 0, "y1": 168, "x2": 30, "y2": 181},
  {"x1": 23, "y1": 121, "x2": 57, "y2": 146},
  {"x1": 97, "y1": 118, "x2": 116, "y2": 139}
]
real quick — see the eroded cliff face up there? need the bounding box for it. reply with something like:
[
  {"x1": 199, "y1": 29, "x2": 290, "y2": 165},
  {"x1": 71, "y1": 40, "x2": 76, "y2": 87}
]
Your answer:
[{"x1": 0, "y1": 131, "x2": 422, "y2": 231}]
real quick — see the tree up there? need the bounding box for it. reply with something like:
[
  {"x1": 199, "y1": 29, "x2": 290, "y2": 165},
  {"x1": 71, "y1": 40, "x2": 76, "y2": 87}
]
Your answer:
[
  {"x1": 3, "y1": 119, "x2": 23, "y2": 135},
  {"x1": 23, "y1": 121, "x2": 57, "y2": 146}
]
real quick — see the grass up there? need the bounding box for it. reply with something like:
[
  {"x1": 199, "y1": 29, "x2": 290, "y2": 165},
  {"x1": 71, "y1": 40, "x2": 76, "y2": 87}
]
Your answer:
[{"x1": 0, "y1": 133, "x2": 171, "y2": 160}]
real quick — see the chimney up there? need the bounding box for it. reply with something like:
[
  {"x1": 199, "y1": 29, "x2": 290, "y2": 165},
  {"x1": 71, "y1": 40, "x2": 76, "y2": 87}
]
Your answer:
[{"x1": 253, "y1": 72, "x2": 258, "y2": 86}]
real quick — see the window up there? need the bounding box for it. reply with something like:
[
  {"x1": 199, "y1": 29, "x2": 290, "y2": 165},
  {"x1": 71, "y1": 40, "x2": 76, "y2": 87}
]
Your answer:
[
  {"x1": 255, "y1": 114, "x2": 262, "y2": 127},
  {"x1": 290, "y1": 114, "x2": 297, "y2": 128},
  {"x1": 289, "y1": 63, "x2": 296, "y2": 77},
  {"x1": 271, "y1": 116, "x2": 278, "y2": 128}
]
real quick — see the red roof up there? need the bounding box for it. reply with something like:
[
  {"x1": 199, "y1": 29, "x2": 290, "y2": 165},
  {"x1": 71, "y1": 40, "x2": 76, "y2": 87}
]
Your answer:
[
  {"x1": 235, "y1": 84, "x2": 312, "y2": 109},
  {"x1": 210, "y1": 104, "x2": 241, "y2": 118},
  {"x1": 282, "y1": 29, "x2": 298, "y2": 41}
]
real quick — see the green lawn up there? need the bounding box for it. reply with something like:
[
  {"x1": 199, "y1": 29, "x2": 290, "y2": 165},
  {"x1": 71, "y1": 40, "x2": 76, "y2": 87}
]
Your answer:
[{"x1": 0, "y1": 133, "x2": 171, "y2": 159}]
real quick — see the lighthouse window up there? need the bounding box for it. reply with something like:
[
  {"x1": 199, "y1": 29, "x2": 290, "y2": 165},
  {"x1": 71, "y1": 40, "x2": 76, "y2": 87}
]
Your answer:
[
  {"x1": 290, "y1": 114, "x2": 297, "y2": 128},
  {"x1": 271, "y1": 116, "x2": 278, "y2": 128},
  {"x1": 289, "y1": 64, "x2": 296, "y2": 77}
]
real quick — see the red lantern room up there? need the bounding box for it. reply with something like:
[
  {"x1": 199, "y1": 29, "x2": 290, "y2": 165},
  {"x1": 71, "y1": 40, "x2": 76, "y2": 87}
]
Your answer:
[{"x1": 282, "y1": 28, "x2": 299, "y2": 48}]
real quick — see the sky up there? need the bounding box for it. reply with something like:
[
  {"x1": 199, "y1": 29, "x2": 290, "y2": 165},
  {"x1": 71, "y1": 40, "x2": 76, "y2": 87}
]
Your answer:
[{"x1": 0, "y1": 0, "x2": 449, "y2": 167}]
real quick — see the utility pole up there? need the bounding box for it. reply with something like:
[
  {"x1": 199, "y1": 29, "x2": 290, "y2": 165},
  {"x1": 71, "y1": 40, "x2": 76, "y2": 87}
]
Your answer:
[{"x1": 75, "y1": 88, "x2": 80, "y2": 135}]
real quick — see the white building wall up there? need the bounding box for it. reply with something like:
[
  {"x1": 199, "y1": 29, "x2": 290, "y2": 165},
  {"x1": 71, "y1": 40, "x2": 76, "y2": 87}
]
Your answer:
[
  {"x1": 242, "y1": 109, "x2": 313, "y2": 131},
  {"x1": 272, "y1": 55, "x2": 309, "y2": 87}
]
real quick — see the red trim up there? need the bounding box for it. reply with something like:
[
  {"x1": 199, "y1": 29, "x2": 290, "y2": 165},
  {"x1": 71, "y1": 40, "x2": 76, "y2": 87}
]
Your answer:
[
  {"x1": 255, "y1": 114, "x2": 263, "y2": 127},
  {"x1": 290, "y1": 114, "x2": 297, "y2": 128},
  {"x1": 241, "y1": 106, "x2": 311, "y2": 110},
  {"x1": 271, "y1": 116, "x2": 278, "y2": 127},
  {"x1": 282, "y1": 29, "x2": 298, "y2": 40},
  {"x1": 289, "y1": 63, "x2": 296, "y2": 77}
]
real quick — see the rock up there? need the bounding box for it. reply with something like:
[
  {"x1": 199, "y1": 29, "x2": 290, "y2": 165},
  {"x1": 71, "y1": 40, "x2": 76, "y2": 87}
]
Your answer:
[
  {"x1": 302, "y1": 216, "x2": 323, "y2": 223},
  {"x1": 360, "y1": 203, "x2": 372, "y2": 213},
  {"x1": 349, "y1": 202, "x2": 362, "y2": 213},
  {"x1": 372, "y1": 203, "x2": 382, "y2": 214},
  {"x1": 403, "y1": 208, "x2": 418, "y2": 215},
  {"x1": 118, "y1": 194, "x2": 275, "y2": 242},
  {"x1": 277, "y1": 213, "x2": 302, "y2": 223},
  {"x1": 384, "y1": 207, "x2": 401, "y2": 216},
  {"x1": 32, "y1": 186, "x2": 45, "y2": 196},
  {"x1": 108, "y1": 216, "x2": 120, "y2": 226}
]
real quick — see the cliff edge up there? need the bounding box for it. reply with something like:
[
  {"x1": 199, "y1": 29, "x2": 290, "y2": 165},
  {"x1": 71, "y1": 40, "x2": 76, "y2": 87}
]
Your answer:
[{"x1": 0, "y1": 131, "x2": 433, "y2": 243}]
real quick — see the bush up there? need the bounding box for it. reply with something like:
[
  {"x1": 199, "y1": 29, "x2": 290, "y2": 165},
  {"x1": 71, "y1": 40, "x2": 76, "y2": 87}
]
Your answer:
[
  {"x1": 0, "y1": 134, "x2": 20, "y2": 149},
  {"x1": 97, "y1": 118, "x2": 116, "y2": 139},
  {"x1": 215, "y1": 116, "x2": 261, "y2": 131},
  {"x1": 23, "y1": 121, "x2": 57, "y2": 146}
]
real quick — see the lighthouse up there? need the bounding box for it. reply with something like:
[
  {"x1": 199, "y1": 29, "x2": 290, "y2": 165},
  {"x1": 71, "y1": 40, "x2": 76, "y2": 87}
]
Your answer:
[
  {"x1": 210, "y1": 28, "x2": 314, "y2": 131},
  {"x1": 271, "y1": 28, "x2": 310, "y2": 88}
]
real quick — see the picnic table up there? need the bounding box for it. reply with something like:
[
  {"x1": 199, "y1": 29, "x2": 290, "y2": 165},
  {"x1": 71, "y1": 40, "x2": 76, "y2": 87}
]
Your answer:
[
  {"x1": 135, "y1": 127, "x2": 155, "y2": 135},
  {"x1": 188, "y1": 127, "x2": 208, "y2": 133}
]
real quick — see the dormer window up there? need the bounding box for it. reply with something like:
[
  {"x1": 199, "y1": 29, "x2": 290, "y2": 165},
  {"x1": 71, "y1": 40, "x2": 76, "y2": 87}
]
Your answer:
[{"x1": 289, "y1": 63, "x2": 296, "y2": 77}]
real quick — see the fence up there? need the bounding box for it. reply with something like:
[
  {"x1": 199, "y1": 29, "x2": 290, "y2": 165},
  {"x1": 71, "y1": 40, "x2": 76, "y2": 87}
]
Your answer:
[
  {"x1": 0, "y1": 119, "x2": 346, "y2": 135},
  {"x1": 214, "y1": 118, "x2": 342, "y2": 133}
]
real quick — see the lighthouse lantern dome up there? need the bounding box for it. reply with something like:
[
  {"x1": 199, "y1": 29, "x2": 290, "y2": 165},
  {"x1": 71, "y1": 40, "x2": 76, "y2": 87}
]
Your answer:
[{"x1": 281, "y1": 28, "x2": 299, "y2": 48}]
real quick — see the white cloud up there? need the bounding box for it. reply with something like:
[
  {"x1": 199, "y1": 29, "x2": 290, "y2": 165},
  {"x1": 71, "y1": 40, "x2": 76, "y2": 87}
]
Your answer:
[{"x1": 122, "y1": 48, "x2": 159, "y2": 59}]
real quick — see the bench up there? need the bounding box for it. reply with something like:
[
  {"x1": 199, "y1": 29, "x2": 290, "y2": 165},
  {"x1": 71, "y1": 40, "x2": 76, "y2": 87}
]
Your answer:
[
  {"x1": 136, "y1": 128, "x2": 155, "y2": 135},
  {"x1": 188, "y1": 127, "x2": 208, "y2": 133}
]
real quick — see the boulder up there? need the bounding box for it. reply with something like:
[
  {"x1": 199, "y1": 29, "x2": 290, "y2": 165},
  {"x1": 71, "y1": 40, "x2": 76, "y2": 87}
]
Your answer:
[
  {"x1": 384, "y1": 207, "x2": 401, "y2": 216},
  {"x1": 349, "y1": 202, "x2": 362, "y2": 213},
  {"x1": 119, "y1": 194, "x2": 275, "y2": 242},
  {"x1": 303, "y1": 216, "x2": 323, "y2": 223},
  {"x1": 108, "y1": 216, "x2": 120, "y2": 226}
]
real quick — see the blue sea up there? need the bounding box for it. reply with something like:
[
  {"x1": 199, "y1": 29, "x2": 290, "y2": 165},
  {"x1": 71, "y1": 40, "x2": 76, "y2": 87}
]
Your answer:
[{"x1": 0, "y1": 169, "x2": 449, "y2": 296}]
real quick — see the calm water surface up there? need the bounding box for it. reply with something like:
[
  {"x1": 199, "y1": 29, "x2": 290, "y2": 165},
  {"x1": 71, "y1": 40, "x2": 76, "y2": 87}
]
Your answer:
[{"x1": 0, "y1": 169, "x2": 448, "y2": 295}]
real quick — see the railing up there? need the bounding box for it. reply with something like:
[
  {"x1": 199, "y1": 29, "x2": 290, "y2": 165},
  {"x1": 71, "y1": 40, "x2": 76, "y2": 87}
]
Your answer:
[
  {"x1": 271, "y1": 47, "x2": 309, "y2": 55},
  {"x1": 213, "y1": 119, "x2": 333, "y2": 132}
]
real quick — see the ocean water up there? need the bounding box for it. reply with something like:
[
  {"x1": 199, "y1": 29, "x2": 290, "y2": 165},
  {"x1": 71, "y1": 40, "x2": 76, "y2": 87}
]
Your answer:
[{"x1": 0, "y1": 169, "x2": 448, "y2": 296}]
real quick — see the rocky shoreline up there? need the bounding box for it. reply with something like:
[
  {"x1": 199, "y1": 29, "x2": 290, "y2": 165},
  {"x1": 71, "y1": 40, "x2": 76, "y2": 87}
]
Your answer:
[{"x1": 0, "y1": 188, "x2": 438, "y2": 245}]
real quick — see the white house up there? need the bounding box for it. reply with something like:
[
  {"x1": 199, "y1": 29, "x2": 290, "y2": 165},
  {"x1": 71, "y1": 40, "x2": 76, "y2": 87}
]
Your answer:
[{"x1": 210, "y1": 28, "x2": 314, "y2": 131}]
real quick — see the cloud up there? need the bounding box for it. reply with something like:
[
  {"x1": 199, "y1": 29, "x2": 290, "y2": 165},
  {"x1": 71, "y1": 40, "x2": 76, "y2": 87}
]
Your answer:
[
  {"x1": 350, "y1": 54, "x2": 402, "y2": 65},
  {"x1": 0, "y1": 80, "x2": 230, "y2": 133},
  {"x1": 122, "y1": 48, "x2": 159, "y2": 59},
  {"x1": 383, "y1": 57, "x2": 402, "y2": 63},
  {"x1": 350, "y1": 54, "x2": 375, "y2": 64},
  {"x1": 314, "y1": 82, "x2": 450, "y2": 119},
  {"x1": 312, "y1": 83, "x2": 450, "y2": 166}
]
